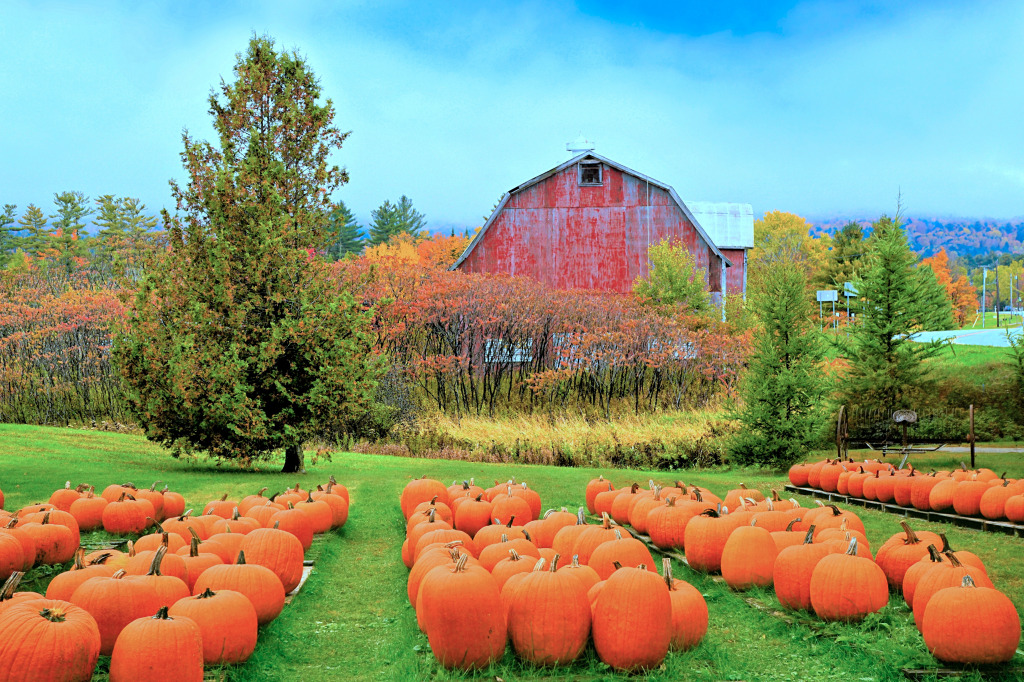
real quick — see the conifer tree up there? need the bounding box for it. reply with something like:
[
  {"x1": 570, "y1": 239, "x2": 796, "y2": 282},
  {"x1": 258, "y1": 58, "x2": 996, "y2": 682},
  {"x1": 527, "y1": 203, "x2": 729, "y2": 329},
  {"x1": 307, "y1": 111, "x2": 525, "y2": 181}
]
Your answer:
[
  {"x1": 915, "y1": 265, "x2": 955, "y2": 330},
  {"x1": 115, "y1": 35, "x2": 382, "y2": 472},
  {"x1": 50, "y1": 191, "x2": 92, "y2": 273},
  {"x1": 0, "y1": 204, "x2": 16, "y2": 266},
  {"x1": 844, "y1": 215, "x2": 942, "y2": 422},
  {"x1": 730, "y1": 263, "x2": 827, "y2": 467},
  {"x1": 15, "y1": 204, "x2": 49, "y2": 257},
  {"x1": 368, "y1": 195, "x2": 426, "y2": 245},
  {"x1": 325, "y1": 200, "x2": 364, "y2": 259}
]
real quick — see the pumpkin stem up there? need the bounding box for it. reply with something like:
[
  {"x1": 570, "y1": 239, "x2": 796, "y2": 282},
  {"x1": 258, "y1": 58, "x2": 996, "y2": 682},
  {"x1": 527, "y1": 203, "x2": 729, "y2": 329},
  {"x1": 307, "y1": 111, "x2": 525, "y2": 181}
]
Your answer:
[
  {"x1": 803, "y1": 525, "x2": 815, "y2": 544},
  {"x1": 827, "y1": 504, "x2": 842, "y2": 517},
  {"x1": 231, "y1": 507, "x2": 241, "y2": 521},
  {"x1": 71, "y1": 547, "x2": 86, "y2": 571},
  {"x1": 549, "y1": 554, "x2": 561, "y2": 571},
  {"x1": 785, "y1": 518, "x2": 798, "y2": 532},
  {"x1": 939, "y1": 533, "x2": 952, "y2": 553},
  {"x1": 666, "y1": 496, "x2": 677, "y2": 507},
  {"x1": 630, "y1": 483, "x2": 639, "y2": 494},
  {"x1": 197, "y1": 588, "x2": 217, "y2": 599},
  {"x1": 532, "y1": 557, "x2": 547, "y2": 571},
  {"x1": 152, "y1": 606, "x2": 172, "y2": 620},
  {"x1": 702, "y1": 508, "x2": 721, "y2": 518},
  {"x1": 505, "y1": 516, "x2": 515, "y2": 528},
  {"x1": 452, "y1": 554, "x2": 469, "y2": 573},
  {"x1": 899, "y1": 521, "x2": 920, "y2": 545},
  {"x1": 522, "y1": 529, "x2": 532, "y2": 541},
  {"x1": 188, "y1": 536, "x2": 201, "y2": 557},
  {"x1": 236, "y1": 550, "x2": 247, "y2": 564},
  {"x1": 146, "y1": 545, "x2": 168, "y2": 576},
  {"x1": 543, "y1": 509, "x2": 555, "y2": 519},
  {"x1": 111, "y1": 569, "x2": 127, "y2": 580},
  {"x1": 961, "y1": 575, "x2": 977, "y2": 588},
  {"x1": 662, "y1": 557, "x2": 674, "y2": 590},
  {"x1": 0, "y1": 572, "x2": 25, "y2": 601},
  {"x1": 693, "y1": 489, "x2": 702, "y2": 502},
  {"x1": 613, "y1": 529, "x2": 623, "y2": 540},
  {"x1": 187, "y1": 526, "x2": 201, "y2": 542},
  {"x1": 600, "y1": 512, "x2": 611, "y2": 529},
  {"x1": 508, "y1": 549, "x2": 522, "y2": 561},
  {"x1": 38, "y1": 607, "x2": 67, "y2": 622},
  {"x1": 612, "y1": 561, "x2": 623, "y2": 570},
  {"x1": 576, "y1": 507, "x2": 586, "y2": 525},
  {"x1": 845, "y1": 537, "x2": 858, "y2": 556},
  {"x1": 926, "y1": 544, "x2": 943, "y2": 563},
  {"x1": 943, "y1": 551, "x2": 963, "y2": 568}
]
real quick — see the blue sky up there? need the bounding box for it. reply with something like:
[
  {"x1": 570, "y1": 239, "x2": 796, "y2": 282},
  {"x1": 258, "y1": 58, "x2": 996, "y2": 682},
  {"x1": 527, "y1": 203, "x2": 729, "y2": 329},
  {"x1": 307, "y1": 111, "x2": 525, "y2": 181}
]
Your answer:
[{"x1": 2, "y1": 0, "x2": 1022, "y2": 233}]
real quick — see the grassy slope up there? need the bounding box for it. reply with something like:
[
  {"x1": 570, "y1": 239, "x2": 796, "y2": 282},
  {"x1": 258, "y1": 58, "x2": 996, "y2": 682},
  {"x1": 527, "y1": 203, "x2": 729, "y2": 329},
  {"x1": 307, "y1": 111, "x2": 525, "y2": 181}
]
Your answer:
[{"x1": 2, "y1": 424, "x2": 1023, "y2": 681}]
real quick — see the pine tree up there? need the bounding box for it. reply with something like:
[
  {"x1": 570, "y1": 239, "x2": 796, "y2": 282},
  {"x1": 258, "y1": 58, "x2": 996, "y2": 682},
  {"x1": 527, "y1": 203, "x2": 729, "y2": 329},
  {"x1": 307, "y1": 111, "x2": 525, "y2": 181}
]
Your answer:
[
  {"x1": 0, "y1": 204, "x2": 16, "y2": 266},
  {"x1": 824, "y1": 221, "x2": 865, "y2": 287},
  {"x1": 115, "y1": 35, "x2": 382, "y2": 472},
  {"x1": 14, "y1": 204, "x2": 49, "y2": 257},
  {"x1": 368, "y1": 195, "x2": 426, "y2": 245},
  {"x1": 94, "y1": 194, "x2": 127, "y2": 274},
  {"x1": 844, "y1": 215, "x2": 942, "y2": 422},
  {"x1": 325, "y1": 200, "x2": 364, "y2": 259},
  {"x1": 395, "y1": 195, "x2": 426, "y2": 235},
  {"x1": 730, "y1": 263, "x2": 827, "y2": 467},
  {"x1": 49, "y1": 191, "x2": 92, "y2": 273},
  {"x1": 915, "y1": 265, "x2": 955, "y2": 330}
]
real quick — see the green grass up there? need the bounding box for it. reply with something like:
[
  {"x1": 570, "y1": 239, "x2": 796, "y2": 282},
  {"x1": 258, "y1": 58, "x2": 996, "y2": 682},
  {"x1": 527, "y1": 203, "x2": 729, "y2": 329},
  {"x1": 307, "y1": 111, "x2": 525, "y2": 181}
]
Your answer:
[
  {"x1": 2, "y1": 424, "x2": 1024, "y2": 681},
  {"x1": 961, "y1": 312, "x2": 1022, "y2": 330}
]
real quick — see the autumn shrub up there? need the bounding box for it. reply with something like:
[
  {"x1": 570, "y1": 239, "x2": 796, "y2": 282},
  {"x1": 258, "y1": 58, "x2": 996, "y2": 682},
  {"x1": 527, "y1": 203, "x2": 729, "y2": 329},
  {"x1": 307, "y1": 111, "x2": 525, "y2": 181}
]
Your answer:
[
  {"x1": 332, "y1": 258, "x2": 750, "y2": 419},
  {"x1": 0, "y1": 263, "x2": 131, "y2": 425}
]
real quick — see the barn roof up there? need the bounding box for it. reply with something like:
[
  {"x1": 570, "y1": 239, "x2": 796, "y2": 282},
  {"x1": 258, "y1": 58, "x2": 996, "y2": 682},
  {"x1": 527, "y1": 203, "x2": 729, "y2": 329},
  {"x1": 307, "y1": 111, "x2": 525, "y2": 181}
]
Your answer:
[
  {"x1": 685, "y1": 201, "x2": 754, "y2": 250},
  {"x1": 450, "y1": 152, "x2": 732, "y2": 271}
]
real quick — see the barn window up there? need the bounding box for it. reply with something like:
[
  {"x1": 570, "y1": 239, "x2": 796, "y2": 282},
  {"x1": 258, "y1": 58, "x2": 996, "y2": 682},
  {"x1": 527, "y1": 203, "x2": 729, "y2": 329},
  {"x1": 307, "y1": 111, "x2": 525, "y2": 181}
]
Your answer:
[{"x1": 579, "y1": 162, "x2": 602, "y2": 186}]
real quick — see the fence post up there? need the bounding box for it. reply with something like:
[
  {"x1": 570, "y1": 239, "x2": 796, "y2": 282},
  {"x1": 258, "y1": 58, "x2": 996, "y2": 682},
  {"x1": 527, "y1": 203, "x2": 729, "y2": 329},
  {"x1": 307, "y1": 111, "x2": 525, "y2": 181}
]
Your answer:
[{"x1": 969, "y1": 404, "x2": 975, "y2": 469}]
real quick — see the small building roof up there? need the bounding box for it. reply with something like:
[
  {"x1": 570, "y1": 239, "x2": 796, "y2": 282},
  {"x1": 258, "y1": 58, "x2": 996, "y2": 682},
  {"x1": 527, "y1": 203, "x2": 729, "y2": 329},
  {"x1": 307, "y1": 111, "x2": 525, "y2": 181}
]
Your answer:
[
  {"x1": 451, "y1": 152, "x2": 732, "y2": 271},
  {"x1": 685, "y1": 201, "x2": 754, "y2": 250}
]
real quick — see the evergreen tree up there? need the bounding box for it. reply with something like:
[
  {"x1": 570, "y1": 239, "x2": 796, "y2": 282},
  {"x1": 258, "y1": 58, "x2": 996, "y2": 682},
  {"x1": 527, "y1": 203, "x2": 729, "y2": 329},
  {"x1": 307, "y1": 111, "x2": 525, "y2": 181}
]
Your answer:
[
  {"x1": 94, "y1": 194, "x2": 127, "y2": 273},
  {"x1": 0, "y1": 204, "x2": 15, "y2": 266},
  {"x1": 824, "y1": 221, "x2": 865, "y2": 287},
  {"x1": 730, "y1": 263, "x2": 827, "y2": 468},
  {"x1": 115, "y1": 35, "x2": 382, "y2": 473},
  {"x1": 50, "y1": 191, "x2": 92, "y2": 273},
  {"x1": 368, "y1": 194, "x2": 426, "y2": 245},
  {"x1": 915, "y1": 265, "x2": 955, "y2": 330},
  {"x1": 844, "y1": 215, "x2": 942, "y2": 422},
  {"x1": 15, "y1": 204, "x2": 49, "y2": 257},
  {"x1": 325, "y1": 200, "x2": 364, "y2": 259}
]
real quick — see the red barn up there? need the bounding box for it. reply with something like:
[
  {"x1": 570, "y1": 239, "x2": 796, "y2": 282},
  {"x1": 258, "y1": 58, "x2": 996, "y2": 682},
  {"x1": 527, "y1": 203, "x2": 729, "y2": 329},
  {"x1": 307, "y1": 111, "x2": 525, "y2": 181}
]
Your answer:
[{"x1": 451, "y1": 151, "x2": 752, "y2": 310}]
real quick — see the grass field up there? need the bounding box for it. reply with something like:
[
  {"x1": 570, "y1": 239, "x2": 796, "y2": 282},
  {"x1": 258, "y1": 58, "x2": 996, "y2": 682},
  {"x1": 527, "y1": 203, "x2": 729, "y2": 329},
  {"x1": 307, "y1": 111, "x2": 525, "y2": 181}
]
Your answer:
[
  {"x1": 2, "y1": 424, "x2": 1023, "y2": 681},
  {"x1": 962, "y1": 312, "x2": 1023, "y2": 330}
]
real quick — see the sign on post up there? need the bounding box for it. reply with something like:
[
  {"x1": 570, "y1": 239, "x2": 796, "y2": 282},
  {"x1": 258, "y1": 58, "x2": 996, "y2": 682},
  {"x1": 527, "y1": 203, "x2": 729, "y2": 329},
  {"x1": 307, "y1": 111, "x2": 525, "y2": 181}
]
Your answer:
[{"x1": 816, "y1": 290, "x2": 839, "y2": 302}]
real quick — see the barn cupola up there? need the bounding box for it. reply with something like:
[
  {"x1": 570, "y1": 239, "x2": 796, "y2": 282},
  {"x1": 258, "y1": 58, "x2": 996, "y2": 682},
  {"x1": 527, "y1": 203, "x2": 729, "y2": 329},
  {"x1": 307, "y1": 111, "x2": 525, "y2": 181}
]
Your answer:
[{"x1": 565, "y1": 134, "x2": 595, "y2": 154}]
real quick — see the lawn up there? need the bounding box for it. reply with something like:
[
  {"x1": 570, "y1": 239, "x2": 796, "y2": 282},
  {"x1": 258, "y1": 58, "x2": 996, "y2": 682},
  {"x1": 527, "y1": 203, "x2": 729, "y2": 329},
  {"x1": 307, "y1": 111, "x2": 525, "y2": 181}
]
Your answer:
[{"x1": 2, "y1": 424, "x2": 1023, "y2": 681}]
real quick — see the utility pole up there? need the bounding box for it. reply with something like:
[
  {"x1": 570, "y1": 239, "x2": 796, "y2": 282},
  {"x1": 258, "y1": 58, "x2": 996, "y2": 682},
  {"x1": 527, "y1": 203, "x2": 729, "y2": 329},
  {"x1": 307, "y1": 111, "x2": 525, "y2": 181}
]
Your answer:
[
  {"x1": 996, "y1": 267, "x2": 1001, "y2": 328},
  {"x1": 982, "y1": 268, "x2": 987, "y2": 328}
]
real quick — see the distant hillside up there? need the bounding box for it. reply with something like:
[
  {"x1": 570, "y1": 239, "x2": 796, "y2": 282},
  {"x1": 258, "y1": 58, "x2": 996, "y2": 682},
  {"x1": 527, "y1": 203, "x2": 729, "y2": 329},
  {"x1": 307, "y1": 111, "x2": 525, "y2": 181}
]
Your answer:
[{"x1": 810, "y1": 217, "x2": 1024, "y2": 258}]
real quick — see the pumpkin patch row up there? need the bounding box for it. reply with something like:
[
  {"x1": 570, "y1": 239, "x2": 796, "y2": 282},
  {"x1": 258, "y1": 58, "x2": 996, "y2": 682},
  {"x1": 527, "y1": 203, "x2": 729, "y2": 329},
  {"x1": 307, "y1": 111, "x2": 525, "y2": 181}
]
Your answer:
[
  {"x1": 790, "y1": 458, "x2": 1024, "y2": 522},
  {"x1": 0, "y1": 477, "x2": 349, "y2": 681},
  {"x1": 586, "y1": 475, "x2": 1022, "y2": 666},
  {"x1": 400, "y1": 476, "x2": 709, "y2": 673}
]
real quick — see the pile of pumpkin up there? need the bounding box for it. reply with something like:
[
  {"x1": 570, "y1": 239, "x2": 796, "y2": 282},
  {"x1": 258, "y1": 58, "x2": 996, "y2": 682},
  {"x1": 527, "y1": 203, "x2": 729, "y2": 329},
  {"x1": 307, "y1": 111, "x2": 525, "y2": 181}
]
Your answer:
[
  {"x1": 400, "y1": 476, "x2": 708, "y2": 673},
  {"x1": 587, "y1": 476, "x2": 1021, "y2": 666},
  {"x1": 790, "y1": 458, "x2": 1024, "y2": 522},
  {"x1": 0, "y1": 478, "x2": 348, "y2": 680}
]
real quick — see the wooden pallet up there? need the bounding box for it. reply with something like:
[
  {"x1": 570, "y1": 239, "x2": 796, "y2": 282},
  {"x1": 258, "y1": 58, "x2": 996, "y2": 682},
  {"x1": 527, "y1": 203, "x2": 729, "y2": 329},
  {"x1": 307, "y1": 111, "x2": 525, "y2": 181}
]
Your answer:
[{"x1": 784, "y1": 485, "x2": 1024, "y2": 537}]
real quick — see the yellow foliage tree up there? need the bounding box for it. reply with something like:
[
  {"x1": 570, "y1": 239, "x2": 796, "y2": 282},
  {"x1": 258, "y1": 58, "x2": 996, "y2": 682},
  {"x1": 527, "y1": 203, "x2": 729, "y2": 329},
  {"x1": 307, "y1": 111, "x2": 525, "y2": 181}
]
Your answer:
[{"x1": 748, "y1": 211, "x2": 831, "y2": 293}]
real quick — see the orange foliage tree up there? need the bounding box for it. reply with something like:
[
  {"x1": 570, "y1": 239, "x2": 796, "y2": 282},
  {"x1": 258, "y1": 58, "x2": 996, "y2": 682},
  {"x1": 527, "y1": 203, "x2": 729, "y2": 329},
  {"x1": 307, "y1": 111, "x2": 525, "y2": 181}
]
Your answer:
[{"x1": 920, "y1": 249, "x2": 978, "y2": 326}]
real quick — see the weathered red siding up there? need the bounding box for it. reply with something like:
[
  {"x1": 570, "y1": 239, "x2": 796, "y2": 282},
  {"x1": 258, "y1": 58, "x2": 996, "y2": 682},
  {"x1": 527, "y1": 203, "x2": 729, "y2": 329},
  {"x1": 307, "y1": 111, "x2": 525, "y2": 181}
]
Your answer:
[
  {"x1": 458, "y1": 163, "x2": 720, "y2": 293},
  {"x1": 721, "y1": 248, "x2": 746, "y2": 295}
]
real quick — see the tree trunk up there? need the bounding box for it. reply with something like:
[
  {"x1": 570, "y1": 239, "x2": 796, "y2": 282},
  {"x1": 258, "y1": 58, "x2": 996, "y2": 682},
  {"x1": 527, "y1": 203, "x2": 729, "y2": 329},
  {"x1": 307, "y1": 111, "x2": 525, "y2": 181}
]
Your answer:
[{"x1": 282, "y1": 443, "x2": 305, "y2": 474}]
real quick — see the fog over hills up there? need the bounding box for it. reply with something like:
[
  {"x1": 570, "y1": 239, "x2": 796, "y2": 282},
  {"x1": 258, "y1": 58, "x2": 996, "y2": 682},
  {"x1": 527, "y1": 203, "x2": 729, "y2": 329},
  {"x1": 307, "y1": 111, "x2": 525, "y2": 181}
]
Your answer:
[{"x1": 809, "y1": 216, "x2": 1024, "y2": 258}]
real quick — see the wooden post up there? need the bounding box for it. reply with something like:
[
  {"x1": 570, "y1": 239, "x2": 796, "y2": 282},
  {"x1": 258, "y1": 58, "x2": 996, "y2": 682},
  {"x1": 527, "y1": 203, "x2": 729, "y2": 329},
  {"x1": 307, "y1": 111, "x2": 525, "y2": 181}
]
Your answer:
[{"x1": 969, "y1": 404, "x2": 975, "y2": 469}]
